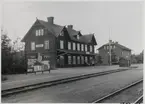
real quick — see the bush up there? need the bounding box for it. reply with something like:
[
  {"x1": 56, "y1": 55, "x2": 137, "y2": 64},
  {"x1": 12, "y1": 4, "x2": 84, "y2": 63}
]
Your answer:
[
  {"x1": 11, "y1": 64, "x2": 27, "y2": 74},
  {"x1": 2, "y1": 76, "x2": 8, "y2": 81}
]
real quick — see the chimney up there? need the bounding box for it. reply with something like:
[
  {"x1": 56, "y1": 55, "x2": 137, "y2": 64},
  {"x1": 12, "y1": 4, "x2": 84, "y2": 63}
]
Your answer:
[
  {"x1": 115, "y1": 41, "x2": 118, "y2": 44},
  {"x1": 109, "y1": 40, "x2": 112, "y2": 43},
  {"x1": 47, "y1": 17, "x2": 54, "y2": 24},
  {"x1": 67, "y1": 25, "x2": 73, "y2": 29}
]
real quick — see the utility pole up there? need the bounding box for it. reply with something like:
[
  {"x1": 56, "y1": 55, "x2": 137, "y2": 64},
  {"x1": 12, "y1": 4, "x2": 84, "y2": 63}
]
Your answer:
[
  {"x1": 109, "y1": 27, "x2": 112, "y2": 66},
  {"x1": 109, "y1": 40, "x2": 112, "y2": 66}
]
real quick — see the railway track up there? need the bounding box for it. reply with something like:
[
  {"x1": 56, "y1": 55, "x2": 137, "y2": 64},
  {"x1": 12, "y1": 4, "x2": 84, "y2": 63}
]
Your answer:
[
  {"x1": 92, "y1": 79, "x2": 143, "y2": 103},
  {"x1": 2, "y1": 68, "x2": 130, "y2": 97},
  {"x1": 134, "y1": 95, "x2": 143, "y2": 104}
]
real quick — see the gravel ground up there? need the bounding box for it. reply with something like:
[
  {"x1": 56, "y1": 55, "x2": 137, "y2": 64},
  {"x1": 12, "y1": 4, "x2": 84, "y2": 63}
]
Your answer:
[
  {"x1": 2, "y1": 67, "x2": 143, "y2": 103},
  {"x1": 101, "y1": 82, "x2": 143, "y2": 103},
  {"x1": 2, "y1": 65, "x2": 122, "y2": 90}
]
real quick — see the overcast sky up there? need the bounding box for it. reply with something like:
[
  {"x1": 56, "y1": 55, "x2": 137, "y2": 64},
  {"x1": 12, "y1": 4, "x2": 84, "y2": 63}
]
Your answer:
[{"x1": 2, "y1": 1, "x2": 143, "y2": 54}]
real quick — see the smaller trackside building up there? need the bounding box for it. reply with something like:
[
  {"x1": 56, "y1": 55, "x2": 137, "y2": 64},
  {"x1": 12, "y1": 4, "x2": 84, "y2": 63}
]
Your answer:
[
  {"x1": 22, "y1": 17, "x2": 97, "y2": 72},
  {"x1": 98, "y1": 40, "x2": 131, "y2": 65}
]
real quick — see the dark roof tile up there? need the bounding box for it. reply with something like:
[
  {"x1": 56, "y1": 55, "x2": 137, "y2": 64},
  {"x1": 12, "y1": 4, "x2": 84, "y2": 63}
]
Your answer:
[{"x1": 98, "y1": 42, "x2": 131, "y2": 51}]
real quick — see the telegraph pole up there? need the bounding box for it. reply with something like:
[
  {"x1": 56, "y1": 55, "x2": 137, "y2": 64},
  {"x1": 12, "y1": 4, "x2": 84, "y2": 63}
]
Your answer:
[{"x1": 109, "y1": 27, "x2": 112, "y2": 66}]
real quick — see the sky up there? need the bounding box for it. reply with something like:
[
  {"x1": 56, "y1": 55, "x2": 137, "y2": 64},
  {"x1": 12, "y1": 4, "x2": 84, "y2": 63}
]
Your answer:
[{"x1": 2, "y1": 1, "x2": 143, "y2": 54}]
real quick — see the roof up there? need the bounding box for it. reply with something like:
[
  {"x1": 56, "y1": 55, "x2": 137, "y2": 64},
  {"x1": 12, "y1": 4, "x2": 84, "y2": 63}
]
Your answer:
[
  {"x1": 66, "y1": 28, "x2": 80, "y2": 42},
  {"x1": 22, "y1": 18, "x2": 97, "y2": 45},
  {"x1": 98, "y1": 42, "x2": 131, "y2": 51},
  {"x1": 79, "y1": 34, "x2": 94, "y2": 43},
  {"x1": 66, "y1": 28, "x2": 97, "y2": 45},
  {"x1": 22, "y1": 19, "x2": 64, "y2": 42},
  {"x1": 38, "y1": 19, "x2": 64, "y2": 37}
]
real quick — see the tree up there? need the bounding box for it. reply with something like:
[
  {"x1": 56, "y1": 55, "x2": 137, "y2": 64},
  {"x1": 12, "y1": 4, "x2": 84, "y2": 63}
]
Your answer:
[
  {"x1": 11, "y1": 37, "x2": 25, "y2": 52},
  {"x1": 10, "y1": 37, "x2": 26, "y2": 74},
  {"x1": 1, "y1": 33, "x2": 13, "y2": 74}
]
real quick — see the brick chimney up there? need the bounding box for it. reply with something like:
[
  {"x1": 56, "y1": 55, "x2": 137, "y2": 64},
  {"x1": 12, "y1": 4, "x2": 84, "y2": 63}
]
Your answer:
[
  {"x1": 115, "y1": 41, "x2": 118, "y2": 44},
  {"x1": 109, "y1": 40, "x2": 112, "y2": 43},
  {"x1": 67, "y1": 25, "x2": 73, "y2": 29},
  {"x1": 47, "y1": 17, "x2": 54, "y2": 24}
]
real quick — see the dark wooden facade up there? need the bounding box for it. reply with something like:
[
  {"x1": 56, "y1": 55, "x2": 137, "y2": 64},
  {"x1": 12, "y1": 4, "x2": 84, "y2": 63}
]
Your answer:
[{"x1": 22, "y1": 17, "x2": 97, "y2": 71}]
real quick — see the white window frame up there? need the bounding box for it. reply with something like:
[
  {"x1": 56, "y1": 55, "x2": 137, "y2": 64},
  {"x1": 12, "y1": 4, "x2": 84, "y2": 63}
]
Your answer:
[
  {"x1": 76, "y1": 35, "x2": 79, "y2": 39},
  {"x1": 68, "y1": 42, "x2": 71, "y2": 50},
  {"x1": 90, "y1": 45, "x2": 92, "y2": 52},
  {"x1": 73, "y1": 42, "x2": 76, "y2": 50},
  {"x1": 81, "y1": 44, "x2": 84, "y2": 51},
  {"x1": 60, "y1": 40, "x2": 64, "y2": 49},
  {"x1": 36, "y1": 30, "x2": 38, "y2": 36},
  {"x1": 44, "y1": 40, "x2": 49, "y2": 49},
  {"x1": 41, "y1": 29, "x2": 44, "y2": 36},
  {"x1": 104, "y1": 46, "x2": 106, "y2": 50},
  {"x1": 38, "y1": 29, "x2": 41, "y2": 36},
  {"x1": 77, "y1": 43, "x2": 80, "y2": 51},
  {"x1": 31, "y1": 42, "x2": 35, "y2": 50},
  {"x1": 36, "y1": 29, "x2": 44, "y2": 36},
  {"x1": 85, "y1": 45, "x2": 87, "y2": 52}
]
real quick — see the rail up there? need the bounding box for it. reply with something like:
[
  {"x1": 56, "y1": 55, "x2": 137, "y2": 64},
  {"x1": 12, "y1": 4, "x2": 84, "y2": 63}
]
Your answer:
[
  {"x1": 92, "y1": 79, "x2": 143, "y2": 103},
  {"x1": 2, "y1": 68, "x2": 130, "y2": 97}
]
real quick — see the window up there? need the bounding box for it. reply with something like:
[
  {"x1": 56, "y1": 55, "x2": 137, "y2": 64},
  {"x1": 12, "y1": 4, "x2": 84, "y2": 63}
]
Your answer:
[
  {"x1": 81, "y1": 56, "x2": 84, "y2": 64},
  {"x1": 44, "y1": 40, "x2": 49, "y2": 49},
  {"x1": 31, "y1": 42, "x2": 35, "y2": 50},
  {"x1": 60, "y1": 40, "x2": 64, "y2": 49},
  {"x1": 90, "y1": 56, "x2": 93, "y2": 62},
  {"x1": 122, "y1": 51, "x2": 123, "y2": 55},
  {"x1": 76, "y1": 35, "x2": 79, "y2": 39},
  {"x1": 41, "y1": 29, "x2": 44, "y2": 36},
  {"x1": 104, "y1": 46, "x2": 106, "y2": 50},
  {"x1": 68, "y1": 56, "x2": 71, "y2": 64},
  {"x1": 107, "y1": 46, "x2": 109, "y2": 50},
  {"x1": 77, "y1": 56, "x2": 80, "y2": 64},
  {"x1": 36, "y1": 30, "x2": 39, "y2": 36},
  {"x1": 60, "y1": 31, "x2": 64, "y2": 36},
  {"x1": 85, "y1": 45, "x2": 87, "y2": 51},
  {"x1": 68, "y1": 42, "x2": 71, "y2": 50},
  {"x1": 110, "y1": 45, "x2": 112, "y2": 49},
  {"x1": 73, "y1": 56, "x2": 76, "y2": 64},
  {"x1": 128, "y1": 52, "x2": 130, "y2": 56},
  {"x1": 38, "y1": 29, "x2": 41, "y2": 36},
  {"x1": 73, "y1": 42, "x2": 76, "y2": 50},
  {"x1": 81, "y1": 44, "x2": 84, "y2": 51},
  {"x1": 77, "y1": 43, "x2": 80, "y2": 51},
  {"x1": 85, "y1": 56, "x2": 88, "y2": 63},
  {"x1": 90, "y1": 45, "x2": 92, "y2": 52},
  {"x1": 36, "y1": 29, "x2": 44, "y2": 36}
]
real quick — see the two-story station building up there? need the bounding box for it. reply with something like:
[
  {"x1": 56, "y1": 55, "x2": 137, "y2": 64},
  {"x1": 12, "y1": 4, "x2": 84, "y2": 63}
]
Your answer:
[
  {"x1": 98, "y1": 40, "x2": 131, "y2": 65},
  {"x1": 22, "y1": 17, "x2": 97, "y2": 72}
]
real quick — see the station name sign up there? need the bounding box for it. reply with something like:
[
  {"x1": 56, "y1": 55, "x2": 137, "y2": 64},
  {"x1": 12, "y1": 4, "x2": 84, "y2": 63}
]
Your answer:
[
  {"x1": 86, "y1": 52, "x2": 90, "y2": 54},
  {"x1": 36, "y1": 44, "x2": 43, "y2": 48}
]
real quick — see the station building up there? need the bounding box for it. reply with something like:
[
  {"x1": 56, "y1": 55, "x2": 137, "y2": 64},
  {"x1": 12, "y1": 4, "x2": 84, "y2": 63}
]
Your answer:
[
  {"x1": 22, "y1": 17, "x2": 97, "y2": 72},
  {"x1": 98, "y1": 40, "x2": 131, "y2": 65}
]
